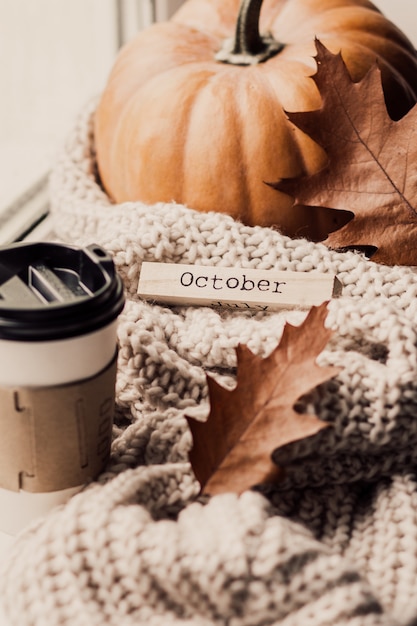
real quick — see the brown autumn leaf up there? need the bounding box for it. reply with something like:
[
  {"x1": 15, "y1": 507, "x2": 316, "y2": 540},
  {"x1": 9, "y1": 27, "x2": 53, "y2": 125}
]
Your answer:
[
  {"x1": 273, "y1": 40, "x2": 417, "y2": 266},
  {"x1": 186, "y1": 302, "x2": 340, "y2": 496}
]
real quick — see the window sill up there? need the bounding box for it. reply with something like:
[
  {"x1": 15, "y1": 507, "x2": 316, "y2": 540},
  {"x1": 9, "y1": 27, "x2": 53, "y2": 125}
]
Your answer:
[{"x1": 0, "y1": 174, "x2": 50, "y2": 245}]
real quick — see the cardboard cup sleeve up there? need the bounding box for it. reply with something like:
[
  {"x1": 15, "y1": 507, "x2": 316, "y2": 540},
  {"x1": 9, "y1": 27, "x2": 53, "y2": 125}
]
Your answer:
[{"x1": 0, "y1": 352, "x2": 118, "y2": 493}]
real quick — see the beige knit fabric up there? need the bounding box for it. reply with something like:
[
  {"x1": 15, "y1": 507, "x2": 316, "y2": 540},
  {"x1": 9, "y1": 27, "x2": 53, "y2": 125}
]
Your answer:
[{"x1": 2, "y1": 99, "x2": 417, "y2": 625}]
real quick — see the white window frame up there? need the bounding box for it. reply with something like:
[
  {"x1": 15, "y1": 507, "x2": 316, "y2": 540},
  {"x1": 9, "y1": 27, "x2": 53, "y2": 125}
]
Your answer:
[{"x1": 3, "y1": 0, "x2": 185, "y2": 244}]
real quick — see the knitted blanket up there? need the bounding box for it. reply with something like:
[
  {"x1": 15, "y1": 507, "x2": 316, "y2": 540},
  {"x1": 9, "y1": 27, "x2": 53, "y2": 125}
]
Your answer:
[{"x1": 2, "y1": 99, "x2": 417, "y2": 626}]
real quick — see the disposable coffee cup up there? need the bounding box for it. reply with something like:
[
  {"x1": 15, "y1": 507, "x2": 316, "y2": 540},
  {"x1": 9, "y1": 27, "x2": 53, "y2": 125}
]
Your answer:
[{"x1": 0, "y1": 241, "x2": 124, "y2": 535}]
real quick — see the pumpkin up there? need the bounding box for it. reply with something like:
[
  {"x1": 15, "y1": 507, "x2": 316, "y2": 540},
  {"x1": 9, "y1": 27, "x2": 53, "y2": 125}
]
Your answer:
[{"x1": 94, "y1": 0, "x2": 417, "y2": 241}]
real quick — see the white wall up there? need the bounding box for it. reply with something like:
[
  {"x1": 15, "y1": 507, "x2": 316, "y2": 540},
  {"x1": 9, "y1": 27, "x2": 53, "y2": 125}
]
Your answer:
[
  {"x1": 373, "y1": 0, "x2": 417, "y2": 46},
  {"x1": 0, "y1": 0, "x2": 119, "y2": 209}
]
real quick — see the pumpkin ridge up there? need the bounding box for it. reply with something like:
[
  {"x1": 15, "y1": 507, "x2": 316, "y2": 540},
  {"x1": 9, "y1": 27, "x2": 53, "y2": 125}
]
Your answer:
[
  {"x1": 121, "y1": 67, "x2": 221, "y2": 203},
  {"x1": 333, "y1": 35, "x2": 417, "y2": 100},
  {"x1": 232, "y1": 74, "x2": 256, "y2": 225},
  {"x1": 256, "y1": 62, "x2": 326, "y2": 177},
  {"x1": 233, "y1": 68, "x2": 317, "y2": 226},
  {"x1": 181, "y1": 66, "x2": 253, "y2": 222}
]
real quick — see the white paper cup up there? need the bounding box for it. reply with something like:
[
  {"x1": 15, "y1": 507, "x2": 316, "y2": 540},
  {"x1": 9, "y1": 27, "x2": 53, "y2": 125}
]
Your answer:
[{"x1": 0, "y1": 242, "x2": 124, "y2": 535}]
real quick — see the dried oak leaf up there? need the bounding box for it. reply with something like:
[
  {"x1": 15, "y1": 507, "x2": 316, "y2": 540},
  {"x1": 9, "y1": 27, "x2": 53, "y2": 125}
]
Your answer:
[
  {"x1": 186, "y1": 302, "x2": 340, "y2": 496},
  {"x1": 274, "y1": 40, "x2": 417, "y2": 266}
]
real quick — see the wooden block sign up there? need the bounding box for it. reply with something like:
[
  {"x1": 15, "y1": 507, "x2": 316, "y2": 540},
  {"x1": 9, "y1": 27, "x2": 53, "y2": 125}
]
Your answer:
[{"x1": 138, "y1": 262, "x2": 341, "y2": 312}]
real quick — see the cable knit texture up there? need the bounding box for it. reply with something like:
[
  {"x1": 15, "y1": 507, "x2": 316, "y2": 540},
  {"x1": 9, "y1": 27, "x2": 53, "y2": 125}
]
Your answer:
[{"x1": 2, "y1": 99, "x2": 417, "y2": 625}]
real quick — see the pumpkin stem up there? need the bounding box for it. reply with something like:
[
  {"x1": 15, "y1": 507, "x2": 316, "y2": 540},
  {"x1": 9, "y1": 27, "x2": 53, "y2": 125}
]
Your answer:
[{"x1": 215, "y1": 0, "x2": 284, "y2": 66}]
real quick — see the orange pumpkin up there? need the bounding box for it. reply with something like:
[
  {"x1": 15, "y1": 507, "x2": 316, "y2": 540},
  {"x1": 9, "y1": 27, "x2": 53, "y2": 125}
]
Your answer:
[{"x1": 94, "y1": 0, "x2": 417, "y2": 241}]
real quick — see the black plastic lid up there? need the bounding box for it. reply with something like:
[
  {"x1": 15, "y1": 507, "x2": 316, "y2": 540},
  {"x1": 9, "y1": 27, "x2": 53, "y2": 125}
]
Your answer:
[{"x1": 0, "y1": 242, "x2": 125, "y2": 341}]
